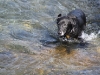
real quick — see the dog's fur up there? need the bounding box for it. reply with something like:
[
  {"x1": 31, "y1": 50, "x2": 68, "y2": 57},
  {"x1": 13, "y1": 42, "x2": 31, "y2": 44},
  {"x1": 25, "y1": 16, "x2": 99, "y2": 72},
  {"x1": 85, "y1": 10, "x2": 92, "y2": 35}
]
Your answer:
[{"x1": 57, "y1": 9, "x2": 86, "y2": 41}]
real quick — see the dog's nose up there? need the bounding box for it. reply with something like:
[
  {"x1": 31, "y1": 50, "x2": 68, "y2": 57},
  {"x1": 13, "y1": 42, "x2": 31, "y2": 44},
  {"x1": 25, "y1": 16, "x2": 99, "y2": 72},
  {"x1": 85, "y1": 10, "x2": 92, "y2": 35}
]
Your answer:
[
  {"x1": 58, "y1": 32, "x2": 62, "y2": 35},
  {"x1": 58, "y1": 32, "x2": 61, "y2": 35},
  {"x1": 58, "y1": 32, "x2": 64, "y2": 36}
]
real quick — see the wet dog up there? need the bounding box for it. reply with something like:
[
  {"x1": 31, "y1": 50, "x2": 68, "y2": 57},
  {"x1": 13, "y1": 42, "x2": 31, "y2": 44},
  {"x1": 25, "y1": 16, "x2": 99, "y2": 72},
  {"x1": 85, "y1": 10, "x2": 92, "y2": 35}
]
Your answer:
[{"x1": 56, "y1": 9, "x2": 86, "y2": 42}]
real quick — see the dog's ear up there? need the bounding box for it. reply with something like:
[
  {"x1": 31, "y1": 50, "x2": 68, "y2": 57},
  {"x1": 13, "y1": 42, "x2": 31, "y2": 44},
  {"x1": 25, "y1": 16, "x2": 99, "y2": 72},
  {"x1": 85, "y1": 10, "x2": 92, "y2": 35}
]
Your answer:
[
  {"x1": 57, "y1": 14, "x2": 62, "y2": 24},
  {"x1": 58, "y1": 14, "x2": 62, "y2": 18}
]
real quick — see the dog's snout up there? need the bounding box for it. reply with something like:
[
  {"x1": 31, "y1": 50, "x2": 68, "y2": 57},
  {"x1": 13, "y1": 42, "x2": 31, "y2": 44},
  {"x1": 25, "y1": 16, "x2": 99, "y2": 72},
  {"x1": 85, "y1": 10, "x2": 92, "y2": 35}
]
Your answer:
[
  {"x1": 58, "y1": 32, "x2": 62, "y2": 35},
  {"x1": 58, "y1": 31, "x2": 64, "y2": 36}
]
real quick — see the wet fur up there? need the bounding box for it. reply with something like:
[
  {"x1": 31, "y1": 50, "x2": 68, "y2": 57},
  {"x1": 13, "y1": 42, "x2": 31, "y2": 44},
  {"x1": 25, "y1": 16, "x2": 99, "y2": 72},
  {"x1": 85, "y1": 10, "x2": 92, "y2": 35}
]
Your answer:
[{"x1": 57, "y1": 9, "x2": 86, "y2": 40}]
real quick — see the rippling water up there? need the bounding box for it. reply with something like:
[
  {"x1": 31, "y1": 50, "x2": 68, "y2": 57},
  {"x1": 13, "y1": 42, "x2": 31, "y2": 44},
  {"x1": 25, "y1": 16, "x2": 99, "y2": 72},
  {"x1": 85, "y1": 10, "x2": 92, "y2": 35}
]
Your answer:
[{"x1": 0, "y1": 0, "x2": 100, "y2": 75}]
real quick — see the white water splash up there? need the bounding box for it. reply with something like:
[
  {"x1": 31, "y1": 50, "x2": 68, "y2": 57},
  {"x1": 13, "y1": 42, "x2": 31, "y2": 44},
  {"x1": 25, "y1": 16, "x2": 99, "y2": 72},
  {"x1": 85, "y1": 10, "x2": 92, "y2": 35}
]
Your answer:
[
  {"x1": 81, "y1": 32, "x2": 98, "y2": 41},
  {"x1": 98, "y1": 30, "x2": 100, "y2": 34}
]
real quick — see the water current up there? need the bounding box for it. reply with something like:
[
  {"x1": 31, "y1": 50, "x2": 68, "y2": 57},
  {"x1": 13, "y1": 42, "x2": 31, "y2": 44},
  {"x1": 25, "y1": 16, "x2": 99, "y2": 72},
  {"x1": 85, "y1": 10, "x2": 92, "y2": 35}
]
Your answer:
[{"x1": 0, "y1": 0, "x2": 100, "y2": 75}]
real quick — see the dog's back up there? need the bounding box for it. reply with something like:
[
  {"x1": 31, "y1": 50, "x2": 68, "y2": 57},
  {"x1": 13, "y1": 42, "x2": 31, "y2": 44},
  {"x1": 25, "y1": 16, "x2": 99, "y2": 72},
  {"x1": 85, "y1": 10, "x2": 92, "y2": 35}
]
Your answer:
[{"x1": 68, "y1": 9, "x2": 86, "y2": 28}]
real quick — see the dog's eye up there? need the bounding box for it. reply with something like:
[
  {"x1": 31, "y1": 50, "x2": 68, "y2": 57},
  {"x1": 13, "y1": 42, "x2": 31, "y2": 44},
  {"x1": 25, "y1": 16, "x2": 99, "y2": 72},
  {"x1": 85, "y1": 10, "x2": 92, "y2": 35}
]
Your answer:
[{"x1": 63, "y1": 24, "x2": 67, "y2": 27}]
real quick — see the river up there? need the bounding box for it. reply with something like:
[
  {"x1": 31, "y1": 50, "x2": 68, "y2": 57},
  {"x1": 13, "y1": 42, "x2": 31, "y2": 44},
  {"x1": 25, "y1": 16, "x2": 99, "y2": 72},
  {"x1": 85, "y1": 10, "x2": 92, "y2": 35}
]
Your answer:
[{"x1": 0, "y1": 0, "x2": 100, "y2": 75}]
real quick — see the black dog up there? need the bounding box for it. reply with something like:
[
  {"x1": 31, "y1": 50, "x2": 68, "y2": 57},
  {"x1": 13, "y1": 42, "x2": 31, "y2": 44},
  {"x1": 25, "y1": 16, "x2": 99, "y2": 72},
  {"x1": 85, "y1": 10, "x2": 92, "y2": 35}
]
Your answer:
[{"x1": 57, "y1": 9, "x2": 86, "y2": 42}]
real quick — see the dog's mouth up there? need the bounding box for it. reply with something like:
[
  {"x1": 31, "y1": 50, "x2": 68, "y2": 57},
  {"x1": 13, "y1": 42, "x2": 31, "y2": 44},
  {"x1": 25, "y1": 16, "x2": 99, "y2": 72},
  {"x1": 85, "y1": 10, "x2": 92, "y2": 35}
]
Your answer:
[
  {"x1": 59, "y1": 33, "x2": 70, "y2": 39},
  {"x1": 59, "y1": 35, "x2": 64, "y2": 38},
  {"x1": 58, "y1": 26, "x2": 72, "y2": 39},
  {"x1": 66, "y1": 35, "x2": 70, "y2": 39}
]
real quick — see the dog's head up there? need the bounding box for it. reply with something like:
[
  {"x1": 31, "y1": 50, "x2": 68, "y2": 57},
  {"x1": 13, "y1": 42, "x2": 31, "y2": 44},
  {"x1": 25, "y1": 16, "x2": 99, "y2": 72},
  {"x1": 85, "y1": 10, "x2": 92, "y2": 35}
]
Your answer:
[{"x1": 56, "y1": 14, "x2": 77, "y2": 38}]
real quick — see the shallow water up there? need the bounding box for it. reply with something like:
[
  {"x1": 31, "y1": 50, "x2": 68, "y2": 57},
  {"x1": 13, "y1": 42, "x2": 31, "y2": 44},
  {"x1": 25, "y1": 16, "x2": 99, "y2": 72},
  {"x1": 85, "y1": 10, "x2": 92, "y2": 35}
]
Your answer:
[{"x1": 0, "y1": 0, "x2": 100, "y2": 75}]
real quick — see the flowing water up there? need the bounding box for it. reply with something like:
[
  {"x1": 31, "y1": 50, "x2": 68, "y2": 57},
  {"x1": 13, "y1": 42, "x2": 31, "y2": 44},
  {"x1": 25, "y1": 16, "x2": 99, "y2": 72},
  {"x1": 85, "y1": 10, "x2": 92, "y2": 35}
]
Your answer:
[{"x1": 0, "y1": 0, "x2": 100, "y2": 75}]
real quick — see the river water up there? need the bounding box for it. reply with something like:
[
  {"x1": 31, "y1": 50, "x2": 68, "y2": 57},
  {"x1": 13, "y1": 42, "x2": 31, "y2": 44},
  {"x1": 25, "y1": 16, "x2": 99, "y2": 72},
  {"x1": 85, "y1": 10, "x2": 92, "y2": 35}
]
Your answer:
[{"x1": 0, "y1": 0, "x2": 100, "y2": 75}]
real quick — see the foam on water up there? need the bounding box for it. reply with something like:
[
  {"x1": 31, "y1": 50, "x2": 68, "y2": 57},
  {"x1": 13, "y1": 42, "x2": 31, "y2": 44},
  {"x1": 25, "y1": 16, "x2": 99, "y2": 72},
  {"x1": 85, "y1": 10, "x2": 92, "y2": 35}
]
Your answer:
[
  {"x1": 98, "y1": 30, "x2": 100, "y2": 34},
  {"x1": 81, "y1": 31, "x2": 100, "y2": 41}
]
